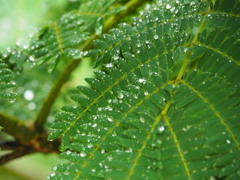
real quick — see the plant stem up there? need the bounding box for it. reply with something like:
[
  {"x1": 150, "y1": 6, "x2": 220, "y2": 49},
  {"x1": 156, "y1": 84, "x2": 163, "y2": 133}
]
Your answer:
[
  {"x1": 34, "y1": 0, "x2": 151, "y2": 130},
  {"x1": 0, "y1": 135, "x2": 60, "y2": 165},
  {"x1": 0, "y1": 113, "x2": 34, "y2": 142}
]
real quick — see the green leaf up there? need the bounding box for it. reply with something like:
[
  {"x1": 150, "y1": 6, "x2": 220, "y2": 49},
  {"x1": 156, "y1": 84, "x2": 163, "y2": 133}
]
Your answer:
[
  {"x1": 0, "y1": 59, "x2": 17, "y2": 101},
  {"x1": 49, "y1": 0, "x2": 240, "y2": 179}
]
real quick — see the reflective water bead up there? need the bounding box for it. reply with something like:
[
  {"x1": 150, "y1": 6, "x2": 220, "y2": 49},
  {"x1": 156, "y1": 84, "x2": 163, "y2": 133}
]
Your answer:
[
  {"x1": 166, "y1": 4, "x2": 171, "y2": 9},
  {"x1": 138, "y1": 78, "x2": 146, "y2": 84},
  {"x1": 158, "y1": 126, "x2": 165, "y2": 132},
  {"x1": 80, "y1": 152, "x2": 86, "y2": 157},
  {"x1": 24, "y1": 89, "x2": 34, "y2": 101},
  {"x1": 154, "y1": 35, "x2": 159, "y2": 40}
]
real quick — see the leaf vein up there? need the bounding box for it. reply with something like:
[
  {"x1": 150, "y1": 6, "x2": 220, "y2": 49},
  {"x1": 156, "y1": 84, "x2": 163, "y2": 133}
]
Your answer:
[{"x1": 180, "y1": 79, "x2": 240, "y2": 150}]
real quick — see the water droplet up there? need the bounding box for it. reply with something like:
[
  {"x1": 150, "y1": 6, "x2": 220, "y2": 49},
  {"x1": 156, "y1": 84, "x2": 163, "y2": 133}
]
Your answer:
[
  {"x1": 154, "y1": 35, "x2": 159, "y2": 40},
  {"x1": 118, "y1": 92, "x2": 124, "y2": 99},
  {"x1": 106, "y1": 106, "x2": 113, "y2": 111},
  {"x1": 24, "y1": 90, "x2": 34, "y2": 101},
  {"x1": 166, "y1": 4, "x2": 171, "y2": 9},
  {"x1": 87, "y1": 144, "x2": 93, "y2": 148},
  {"x1": 138, "y1": 78, "x2": 146, "y2": 84},
  {"x1": 66, "y1": 150, "x2": 71, "y2": 155},
  {"x1": 226, "y1": 140, "x2": 231, "y2": 144},
  {"x1": 158, "y1": 126, "x2": 165, "y2": 132},
  {"x1": 106, "y1": 63, "x2": 113, "y2": 68},
  {"x1": 107, "y1": 117, "x2": 113, "y2": 122},
  {"x1": 50, "y1": 172, "x2": 56, "y2": 177},
  {"x1": 29, "y1": 56, "x2": 35, "y2": 61},
  {"x1": 80, "y1": 152, "x2": 86, "y2": 157},
  {"x1": 113, "y1": 55, "x2": 119, "y2": 60},
  {"x1": 126, "y1": 148, "x2": 132, "y2": 153}
]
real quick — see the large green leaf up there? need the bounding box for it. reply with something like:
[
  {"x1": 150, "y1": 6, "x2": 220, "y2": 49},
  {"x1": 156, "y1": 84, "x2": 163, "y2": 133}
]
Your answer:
[{"x1": 49, "y1": 0, "x2": 240, "y2": 179}]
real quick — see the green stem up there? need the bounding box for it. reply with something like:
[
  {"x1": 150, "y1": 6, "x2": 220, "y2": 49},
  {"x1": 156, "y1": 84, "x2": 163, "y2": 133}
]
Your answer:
[{"x1": 34, "y1": 0, "x2": 151, "y2": 130}]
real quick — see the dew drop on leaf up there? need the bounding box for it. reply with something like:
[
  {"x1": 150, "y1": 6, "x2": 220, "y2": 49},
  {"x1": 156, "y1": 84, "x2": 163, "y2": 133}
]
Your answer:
[
  {"x1": 66, "y1": 150, "x2": 71, "y2": 155},
  {"x1": 80, "y1": 152, "x2": 86, "y2": 157},
  {"x1": 138, "y1": 78, "x2": 146, "y2": 84},
  {"x1": 154, "y1": 35, "x2": 159, "y2": 40},
  {"x1": 107, "y1": 117, "x2": 113, "y2": 122},
  {"x1": 29, "y1": 56, "x2": 35, "y2": 61},
  {"x1": 50, "y1": 172, "x2": 56, "y2": 177},
  {"x1": 166, "y1": 4, "x2": 171, "y2": 9},
  {"x1": 106, "y1": 63, "x2": 113, "y2": 68},
  {"x1": 117, "y1": 92, "x2": 124, "y2": 99},
  {"x1": 158, "y1": 126, "x2": 165, "y2": 132}
]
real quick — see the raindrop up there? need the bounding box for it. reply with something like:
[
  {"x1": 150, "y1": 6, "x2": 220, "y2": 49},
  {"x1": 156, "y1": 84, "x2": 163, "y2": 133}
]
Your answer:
[
  {"x1": 29, "y1": 56, "x2": 35, "y2": 61},
  {"x1": 66, "y1": 150, "x2": 71, "y2": 155},
  {"x1": 118, "y1": 92, "x2": 124, "y2": 99},
  {"x1": 50, "y1": 172, "x2": 56, "y2": 177},
  {"x1": 138, "y1": 78, "x2": 146, "y2": 84},
  {"x1": 226, "y1": 140, "x2": 231, "y2": 144},
  {"x1": 80, "y1": 152, "x2": 86, "y2": 157},
  {"x1": 106, "y1": 106, "x2": 113, "y2": 111},
  {"x1": 107, "y1": 156, "x2": 113, "y2": 161},
  {"x1": 154, "y1": 35, "x2": 159, "y2": 40},
  {"x1": 166, "y1": 4, "x2": 171, "y2": 9},
  {"x1": 126, "y1": 148, "x2": 132, "y2": 153},
  {"x1": 24, "y1": 90, "x2": 34, "y2": 101},
  {"x1": 16, "y1": 41, "x2": 21, "y2": 46},
  {"x1": 158, "y1": 126, "x2": 165, "y2": 132},
  {"x1": 87, "y1": 144, "x2": 93, "y2": 148},
  {"x1": 113, "y1": 55, "x2": 119, "y2": 60},
  {"x1": 107, "y1": 117, "x2": 113, "y2": 122},
  {"x1": 106, "y1": 63, "x2": 113, "y2": 68}
]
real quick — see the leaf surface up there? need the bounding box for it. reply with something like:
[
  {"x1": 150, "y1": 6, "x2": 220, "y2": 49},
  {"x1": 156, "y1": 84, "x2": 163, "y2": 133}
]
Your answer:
[{"x1": 49, "y1": 0, "x2": 240, "y2": 179}]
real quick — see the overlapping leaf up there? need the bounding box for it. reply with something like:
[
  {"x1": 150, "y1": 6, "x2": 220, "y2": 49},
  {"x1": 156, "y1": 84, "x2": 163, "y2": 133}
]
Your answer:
[
  {"x1": 1, "y1": 0, "x2": 121, "y2": 72},
  {"x1": 49, "y1": 0, "x2": 240, "y2": 179},
  {"x1": 0, "y1": 59, "x2": 16, "y2": 100}
]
